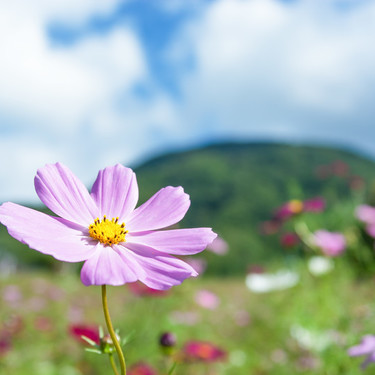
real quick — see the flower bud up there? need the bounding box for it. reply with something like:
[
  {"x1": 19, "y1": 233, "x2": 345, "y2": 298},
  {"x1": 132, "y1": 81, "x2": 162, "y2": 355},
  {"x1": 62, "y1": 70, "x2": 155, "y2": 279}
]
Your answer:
[
  {"x1": 159, "y1": 332, "x2": 177, "y2": 356},
  {"x1": 100, "y1": 333, "x2": 120, "y2": 354}
]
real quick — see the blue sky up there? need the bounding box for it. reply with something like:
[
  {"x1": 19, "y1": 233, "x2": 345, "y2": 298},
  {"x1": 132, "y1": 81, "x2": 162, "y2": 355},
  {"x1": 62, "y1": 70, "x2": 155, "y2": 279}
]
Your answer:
[{"x1": 1, "y1": 0, "x2": 375, "y2": 202}]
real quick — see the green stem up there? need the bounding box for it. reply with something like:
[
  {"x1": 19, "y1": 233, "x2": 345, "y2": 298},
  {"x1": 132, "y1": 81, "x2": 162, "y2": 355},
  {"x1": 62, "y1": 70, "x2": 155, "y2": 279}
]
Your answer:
[
  {"x1": 102, "y1": 285, "x2": 126, "y2": 375},
  {"x1": 109, "y1": 354, "x2": 120, "y2": 375}
]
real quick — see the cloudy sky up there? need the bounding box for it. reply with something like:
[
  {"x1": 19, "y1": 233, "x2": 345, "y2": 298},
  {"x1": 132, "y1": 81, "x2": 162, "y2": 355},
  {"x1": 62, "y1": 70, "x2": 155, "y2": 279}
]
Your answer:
[{"x1": 1, "y1": 0, "x2": 375, "y2": 202}]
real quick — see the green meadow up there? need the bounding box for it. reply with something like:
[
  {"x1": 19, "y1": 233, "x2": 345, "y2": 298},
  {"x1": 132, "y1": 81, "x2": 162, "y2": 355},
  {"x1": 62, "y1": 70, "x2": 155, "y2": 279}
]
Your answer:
[{"x1": 0, "y1": 260, "x2": 373, "y2": 374}]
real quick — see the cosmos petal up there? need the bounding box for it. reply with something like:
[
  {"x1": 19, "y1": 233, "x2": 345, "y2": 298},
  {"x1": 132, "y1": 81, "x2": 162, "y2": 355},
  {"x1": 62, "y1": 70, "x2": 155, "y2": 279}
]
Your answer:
[
  {"x1": 127, "y1": 186, "x2": 190, "y2": 232},
  {"x1": 34, "y1": 163, "x2": 99, "y2": 226},
  {"x1": 80, "y1": 245, "x2": 138, "y2": 286},
  {"x1": 127, "y1": 228, "x2": 217, "y2": 255},
  {"x1": 125, "y1": 242, "x2": 198, "y2": 290},
  {"x1": 348, "y1": 335, "x2": 375, "y2": 357},
  {"x1": 91, "y1": 164, "x2": 138, "y2": 221},
  {"x1": 0, "y1": 202, "x2": 95, "y2": 262}
]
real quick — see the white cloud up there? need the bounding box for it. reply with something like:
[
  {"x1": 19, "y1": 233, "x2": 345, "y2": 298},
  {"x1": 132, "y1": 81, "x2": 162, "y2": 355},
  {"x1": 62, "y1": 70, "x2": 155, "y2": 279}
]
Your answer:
[
  {"x1": 0, "y1": 0, "x2": 156, "y2": 202},
  {"x1": 170, "y1": 0, "x2": 375, "y2": 137}
]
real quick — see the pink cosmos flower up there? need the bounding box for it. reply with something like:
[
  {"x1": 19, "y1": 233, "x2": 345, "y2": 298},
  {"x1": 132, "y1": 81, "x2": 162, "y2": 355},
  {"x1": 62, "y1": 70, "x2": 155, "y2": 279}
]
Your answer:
[
  {"x1": 69, "y1": 324, "x2": 100, "y2": 346},
  {"x1": 0, "y1": 163, "x2": 216, "y2": 289},
  {"x1": 274, "y1": 197, "x2": 325, "y2": 221},
  {"x1": 348, "y1": 335, "x2": 375, "y2": 369},
  {"x1": 356, "y1": 205, "x2": 375, "y2": 224},
  {"x1": 128, "y1": 281, "x2": 168, "y2": 297},
  {"x1": 303, "y1": 197, "x2": 325, "y2": 213},
  {"x1": 182, "y1": 340, "x2": 227, "y2": 362},
  {"x1": 194, "y1": 289, "x2": 220, "y2": 310},
  {"x1": 356, "y1": 204, "x2": 375, "y2": 238},
  {"x1": 280, "y1": 232, "x2": 300, "y2": 248},
  {"x1": 184, "y1": 257, "x2": 207, "y2": 274},
  {"x1": 274, "y1": 199, "x2": 304, "y2": 221},
  {"x1": 311, "y1": 230, "x2": 346, "y2": 257},
  {"x1": 206, "y1": 236, "x2": 228, "y2": 255},
  {"x1": 128, "y1": 362, "x2": 157, "y2": 375}
]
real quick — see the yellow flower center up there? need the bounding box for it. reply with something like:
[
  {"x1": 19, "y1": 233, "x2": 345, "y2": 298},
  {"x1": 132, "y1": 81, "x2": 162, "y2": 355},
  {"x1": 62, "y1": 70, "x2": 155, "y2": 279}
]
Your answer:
[
  {"x1": 288, "y1": 200, "x2": 304, "y2": 214},
  {"x1": 88, "y1": 215, "x2": 128, "y2": 246}
]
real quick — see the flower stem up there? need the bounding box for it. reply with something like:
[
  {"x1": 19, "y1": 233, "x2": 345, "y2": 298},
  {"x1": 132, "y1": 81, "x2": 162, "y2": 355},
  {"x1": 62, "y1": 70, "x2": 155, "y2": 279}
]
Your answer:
[
  {"x1": 109, "y1": 354, "x2": 120, "y2": 375},
  {"x1": 101, "y1": 285, "x2": 126, "y2": 375}
]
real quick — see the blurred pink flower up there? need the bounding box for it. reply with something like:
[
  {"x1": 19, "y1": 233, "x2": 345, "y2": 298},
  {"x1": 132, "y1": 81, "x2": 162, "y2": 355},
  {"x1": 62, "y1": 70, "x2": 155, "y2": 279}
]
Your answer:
[
  {"x1": 234, "y1": 310, "x2": 251, "y2": 327},
  {"x1": 128, "y1": 281, "x2": 168, "y2": 297},
  {"x1": 348, "y1": 335, "x2": 375, "y2": 369},
  {"x1": 280, "y1": 232, "x2": 300, "y2": 248},
  {"x1": 247, "y1": 264, "x2": 265, "y2": 274},
  {"x1": 27, "y1": 296, "x2": 47, "y2": 312},
  {"x1": 303, "y1": 197, "x2": 325, "y2": 213},
  {"x1": 0, "y1": 163, "x2": 216, "y2": 289},
  {"x1": 356, "y1": 205, "x2": 375, "y2": 238},
  {"x1": 34, "y1": 316, "x2": 53, "y2": 332},
  {"x1": 206, "y1": 236, "x2": 228, "y2": 255},
  {"x1": 184, "y1": 257, "x2": 207, "y2": 275},
  {"x1": 0, "y1": 336, "x2": 11, "y2": 358},
  {"x1": 182, "y1": 340, "x2": 226, "y2": 362},
  {"x1": 128, "y1": 362, "x2": 157, "y2": 375},
  {"x1": 2, "y1": 285, "x2": 22, "y2": 308},
  {"x1": 195, "y1": 290, "x2": 220, "y2": 310},
  {"x1": 2, "y1": 315, "x2": 24, "y2": 337},
  {"x1": 274, "y1": 200, "x2": 304, "y2": 220},
  {"x1": 69, "y1": 324, "x2": 100, "y2": 346},
  {"x1": 356, "y1": 205, "x2": 375, "y2": 224},
  {"x1": 331, "y1": 160, "x2": 349, "y2": 176},
  {"x1": 311, "y1": 230, "x2": 346, "y2": 257},
  {"x1": 274, "y1": 197, "x2": 325, "y2": 221}
]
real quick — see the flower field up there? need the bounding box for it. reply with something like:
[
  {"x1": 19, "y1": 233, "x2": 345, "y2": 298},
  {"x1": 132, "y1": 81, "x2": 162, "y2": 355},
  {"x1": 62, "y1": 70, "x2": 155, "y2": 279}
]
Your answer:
[{"x1": 0, "y1": 260, "x2": 373, "y2": 374}]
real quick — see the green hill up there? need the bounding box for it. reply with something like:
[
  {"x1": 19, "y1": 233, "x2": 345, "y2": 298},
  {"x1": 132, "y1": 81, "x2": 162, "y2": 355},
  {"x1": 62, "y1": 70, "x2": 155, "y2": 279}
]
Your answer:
[
  {"x1": 1, "y1": 142, "x2": 375, "y2": 275},
  {"x1": 134, "y1": 142, "x2": 375, "y2": 275}
]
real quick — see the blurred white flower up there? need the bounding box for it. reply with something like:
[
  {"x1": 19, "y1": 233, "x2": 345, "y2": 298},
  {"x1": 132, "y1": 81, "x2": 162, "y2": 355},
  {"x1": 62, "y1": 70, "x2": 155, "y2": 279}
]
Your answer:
[
  {"x1": 308, "y1": 256, "x2": 334, "y2": 276},
  {"x1": 290, "y1": 324, "x2": 335, "y2": 352},
  {"x1": 245, "y1": 269, "x2": 299, "y2": 293}
]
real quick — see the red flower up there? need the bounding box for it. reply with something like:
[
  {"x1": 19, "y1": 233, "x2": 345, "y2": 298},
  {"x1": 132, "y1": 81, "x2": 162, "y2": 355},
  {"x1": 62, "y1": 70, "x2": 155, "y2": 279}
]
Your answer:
[
  {"x1": 69, "y1": 324, "x2": 100, "y2": 345},
  {"x1": 182, "y1": 340, "x2": 226, "y2": 362},
  {"x1": 274, "y1": 197, "x2": 325, "y2": 221},
  {"x1": 280, "y1": 232, "x2": 300, "y2": 248},
  {"x1": 0, "y1": 336, "x2": 11, "y2": 358},
  {"x1": 274, "y1": 200, "x2": 304, "y2": 221},
  {"x1": 303, "y1": 197, "x2": 325, "y2": 213},
  {"x1": 128, "y1": 362, "x2": 157, "y2": 375}
]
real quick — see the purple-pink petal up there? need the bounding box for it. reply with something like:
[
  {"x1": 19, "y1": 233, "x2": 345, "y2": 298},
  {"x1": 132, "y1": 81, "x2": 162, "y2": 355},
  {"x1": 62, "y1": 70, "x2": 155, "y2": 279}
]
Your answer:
[
  {"x1": 356, "y1": 205, "x2": 375, "y2": 225},
  {"x1": 80, "y1": 245, "x2": 138, "y2": 286},
  {"x1": 126, "y1": 186, "x2": 190, "y2": 232},
  {"x1": 311, "y1": 230, "x2": 346, "y2": 257},
  {"x1": 124, "y1": 242, "x2": 198, "y2": 290},
  {"x1": 34, "y1": 163, "x2": 99, "y2": 226},
  {"x1": 0, "y1": 203, "x2": 95, "y2": 262},
  {"x1": 90, "y1": 164, "x2": 138, "y2": 221},
  {"x1": 348, "y1": 335, "x2": 375, "y2": 357},
  {"x1": 127, "y1": 228, "x2": 216, "y2": 255}
]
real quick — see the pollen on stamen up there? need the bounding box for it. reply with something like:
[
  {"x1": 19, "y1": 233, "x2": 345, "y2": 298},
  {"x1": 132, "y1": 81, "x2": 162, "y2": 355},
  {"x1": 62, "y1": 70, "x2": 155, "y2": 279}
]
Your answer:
[{"x1": 88, "y1": 216, "x2": 128, "y2": 246}]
